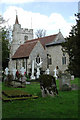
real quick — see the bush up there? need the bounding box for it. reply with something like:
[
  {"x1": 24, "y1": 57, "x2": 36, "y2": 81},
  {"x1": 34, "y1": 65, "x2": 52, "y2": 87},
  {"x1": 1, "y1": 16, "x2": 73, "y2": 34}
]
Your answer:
[{"x1": 25, "y1": 74, "x2": 30, "y2": 81}]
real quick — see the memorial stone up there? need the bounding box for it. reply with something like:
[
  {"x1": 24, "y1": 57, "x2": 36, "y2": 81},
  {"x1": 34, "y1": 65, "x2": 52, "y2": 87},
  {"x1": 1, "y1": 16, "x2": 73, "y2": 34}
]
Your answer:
[
  {"x1": 59, "y1": 73, "x2": 71, "y2": 90},
  {"x1": 5, "y1": 67, "x2": 9, "y2": 76}
]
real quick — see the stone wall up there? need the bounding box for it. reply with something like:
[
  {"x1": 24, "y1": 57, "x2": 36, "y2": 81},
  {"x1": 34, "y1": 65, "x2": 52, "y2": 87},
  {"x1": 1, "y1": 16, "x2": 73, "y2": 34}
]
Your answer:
[
  {"x1": 28, "y1": 41, "x2": 47, "y2": 73},
  {"x1": 46, "y1": 45, "x2": 69, "y2": 75}
]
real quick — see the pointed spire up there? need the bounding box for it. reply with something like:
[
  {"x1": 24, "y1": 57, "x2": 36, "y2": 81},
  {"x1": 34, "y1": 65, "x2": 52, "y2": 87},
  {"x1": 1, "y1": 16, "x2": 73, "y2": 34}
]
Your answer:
[{"x1": 15, "y1": 10, "x2": 19, "y2": 24}]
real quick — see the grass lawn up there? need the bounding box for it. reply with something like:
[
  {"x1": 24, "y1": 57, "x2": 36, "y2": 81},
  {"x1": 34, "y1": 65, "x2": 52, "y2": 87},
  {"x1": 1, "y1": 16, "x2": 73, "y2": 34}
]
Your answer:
[{"x1": 2, "y1": 78, "x2": 80, "y2": 119}]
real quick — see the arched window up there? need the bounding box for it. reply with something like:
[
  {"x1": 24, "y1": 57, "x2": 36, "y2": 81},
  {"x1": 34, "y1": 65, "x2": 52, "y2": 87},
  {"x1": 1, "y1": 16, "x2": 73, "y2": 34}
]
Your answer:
[
  {"x1": 47, "y1": 54, "x2": 52, "y2": 68},
  {"x1": 62, "y1": 53, "x2": 66, "y2": 65},
  {"x1": 22, "y1": 59, "x2": 25, "y2": 68},
  {"x1": 16, "y1": 60, "x2": 18, "y2": 69},
  {"x1": 36, "y1": 55, "x2": 41, "y2": 64}
]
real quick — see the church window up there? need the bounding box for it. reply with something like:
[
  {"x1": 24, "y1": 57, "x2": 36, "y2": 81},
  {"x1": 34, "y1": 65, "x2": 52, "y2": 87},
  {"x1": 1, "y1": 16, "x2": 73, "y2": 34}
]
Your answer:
[
  {"x1": 22, "y1": 59, "x2": 25, "y2": 68},
  {"x1": 62, "y1": 53, "x2": 66, "y2": 65},
  {"x1": 36, "y1": 55, "x2": 41, "y2": 64},
  {"x1": 24, "y1": 36, "x2": 28, "y2": 41},
  {"x1": 16, "y1": 60, "x2": 18, "y2": 69},
  {"x1": 47, "y1": 54, "x2": 52, "y2": 67}
]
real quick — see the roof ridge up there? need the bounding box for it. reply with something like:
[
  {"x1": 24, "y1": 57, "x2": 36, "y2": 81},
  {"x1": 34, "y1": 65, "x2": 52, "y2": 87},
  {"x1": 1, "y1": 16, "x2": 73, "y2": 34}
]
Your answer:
[{"x1": 25, "y1": 33, "x2": 58, "y2": 43}]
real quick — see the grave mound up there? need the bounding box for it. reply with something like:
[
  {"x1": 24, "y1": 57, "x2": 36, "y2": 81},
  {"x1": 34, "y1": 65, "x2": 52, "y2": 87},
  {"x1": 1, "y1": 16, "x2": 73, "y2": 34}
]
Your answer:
[{"x1": 2, "y1": 89, "x2": 38, "y2": 102}]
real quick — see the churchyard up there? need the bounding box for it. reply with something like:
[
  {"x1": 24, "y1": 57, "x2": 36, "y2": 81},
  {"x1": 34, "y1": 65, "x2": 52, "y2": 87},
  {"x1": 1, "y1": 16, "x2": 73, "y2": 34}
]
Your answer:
[{"x1": 2, "y1": 76, "x2": 80, "y2": 119}]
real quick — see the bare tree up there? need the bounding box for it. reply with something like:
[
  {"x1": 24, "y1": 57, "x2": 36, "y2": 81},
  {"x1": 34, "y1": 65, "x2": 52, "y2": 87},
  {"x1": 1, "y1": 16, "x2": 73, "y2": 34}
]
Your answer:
[{"x1": 35, "y1": 29, "x2": 46, "y2": 38}]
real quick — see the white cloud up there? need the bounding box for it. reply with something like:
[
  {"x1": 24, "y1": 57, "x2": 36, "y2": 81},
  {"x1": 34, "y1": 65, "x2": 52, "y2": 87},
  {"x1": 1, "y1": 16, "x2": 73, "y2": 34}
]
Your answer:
[{"x1": 3, "y1": 6, "x2": 75, "y2": 37}]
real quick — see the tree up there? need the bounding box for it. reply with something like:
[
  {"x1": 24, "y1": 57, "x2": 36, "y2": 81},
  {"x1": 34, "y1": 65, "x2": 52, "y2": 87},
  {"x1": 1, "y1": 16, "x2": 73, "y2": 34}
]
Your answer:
[
  {"x1": 35, "y1": 29, "x2": 46, "y2": 38},
  {"x1": 0, "y1": 15, "x2": 10, "y2": 70},
  {"x1": 62, "y1": 13, "x2": 80, "y2": 77},
  {"x1": 2, "y1": 28, "x2": 10, "y2": 70}
]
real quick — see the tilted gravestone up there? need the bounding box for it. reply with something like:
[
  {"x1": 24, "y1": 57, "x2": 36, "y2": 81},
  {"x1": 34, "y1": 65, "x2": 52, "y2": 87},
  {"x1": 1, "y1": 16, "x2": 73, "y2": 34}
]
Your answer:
[
  {"x1": 39, "y1": 75, "x2": 58, "y2": 97},
  {"x1": 59, "y1": 73, "x2": 71, "y2": 91}
]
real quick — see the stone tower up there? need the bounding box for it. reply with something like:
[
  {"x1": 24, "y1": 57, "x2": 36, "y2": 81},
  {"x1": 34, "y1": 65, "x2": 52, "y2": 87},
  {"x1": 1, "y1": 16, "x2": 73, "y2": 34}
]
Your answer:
[{"x1": 9, "y1": 14, "x2": 34, "y2": 72}]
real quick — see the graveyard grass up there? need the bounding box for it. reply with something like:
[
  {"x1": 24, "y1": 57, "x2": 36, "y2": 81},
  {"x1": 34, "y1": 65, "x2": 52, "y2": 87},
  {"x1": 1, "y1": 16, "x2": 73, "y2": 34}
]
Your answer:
[{"x1": 2, "y1": 78, "x2": 80, "y2": 119}]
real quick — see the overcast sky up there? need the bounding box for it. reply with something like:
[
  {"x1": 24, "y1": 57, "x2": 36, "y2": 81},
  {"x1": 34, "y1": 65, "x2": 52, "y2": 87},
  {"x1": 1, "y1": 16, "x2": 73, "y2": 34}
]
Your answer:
[{"x1": 0, "y1": 0, "x2": 79, "y2": 38}]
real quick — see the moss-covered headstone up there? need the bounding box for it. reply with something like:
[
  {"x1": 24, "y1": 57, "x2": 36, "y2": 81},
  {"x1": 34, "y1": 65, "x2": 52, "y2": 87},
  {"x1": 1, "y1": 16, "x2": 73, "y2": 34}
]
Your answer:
[{"x1": 39, "y1": 74, "x2": 58, "y2": 97}]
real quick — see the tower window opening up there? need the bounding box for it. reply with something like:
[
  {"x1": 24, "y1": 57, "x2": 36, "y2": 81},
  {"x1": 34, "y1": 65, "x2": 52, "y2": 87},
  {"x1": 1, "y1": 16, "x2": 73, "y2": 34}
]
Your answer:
[{"x1": 24, "y1": 36, "x2": 28, "y2": 41}]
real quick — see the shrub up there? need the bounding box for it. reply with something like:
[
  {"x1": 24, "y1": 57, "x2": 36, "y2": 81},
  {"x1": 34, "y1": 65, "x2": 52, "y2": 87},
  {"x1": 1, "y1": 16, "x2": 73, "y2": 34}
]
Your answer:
[{"x1": 25, "y1": 74, "x2": 30, "y2": 81}]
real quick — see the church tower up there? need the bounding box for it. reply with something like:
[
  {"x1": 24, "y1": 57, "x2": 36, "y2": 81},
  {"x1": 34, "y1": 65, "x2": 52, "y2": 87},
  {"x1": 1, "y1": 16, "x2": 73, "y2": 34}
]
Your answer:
[{"x1": 9, "y1": 14, "x2": 34, "y2": 72}]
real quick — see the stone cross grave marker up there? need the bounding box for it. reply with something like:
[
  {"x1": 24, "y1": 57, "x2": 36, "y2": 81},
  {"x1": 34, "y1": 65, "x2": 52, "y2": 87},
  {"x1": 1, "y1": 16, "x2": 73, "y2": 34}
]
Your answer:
[
  {"x1": 31, "y1": 60, "x2": 35, "y2": 80},
  {"x1": 36, "y1": 61, "x2": 42, "y2": 79},
  {"x1": 12, "y1": 68, "x2": 17, "y2": 79},
  {"x1": 54, "y1": 68, "x2": 57, "y2": 80}
]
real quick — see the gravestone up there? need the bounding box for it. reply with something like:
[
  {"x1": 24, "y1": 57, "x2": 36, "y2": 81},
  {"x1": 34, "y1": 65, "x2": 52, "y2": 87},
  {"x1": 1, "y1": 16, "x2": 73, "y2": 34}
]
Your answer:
[
  {"x1": 5, "y1": 67, "x2": 9, "y2": 76},
  {"x1": 45, "y1": 68, "x2": 50, "y2": 75},
  {"x1": 31, "y1": 60, "x2": 35, "y2": 80},
  {"x1": 36, "y1": 61, "x2": 43, "y2": 79},
  {"x1": 54, "y1": 68, "x2": 57, "y2": 80},
  {"x1": 12, "y1": 68, "x2": 17, "y2": 79},
  {"x1": 71, "y1": 75, "x2": 74, "y2": 80},
  {"x1": 20, "y1": 67, "x2": 26, "y2": 76},
  {"x1": 59, "y1": 73, "x2": 71, "y2": 91},
  {"x1": 39, "y1": 74, "x2": 58, "y2": 97}
]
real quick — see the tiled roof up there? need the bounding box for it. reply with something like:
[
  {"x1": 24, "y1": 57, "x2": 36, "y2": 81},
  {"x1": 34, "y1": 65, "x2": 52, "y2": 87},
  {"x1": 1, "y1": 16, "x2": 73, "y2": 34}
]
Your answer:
[
  {"x1": 12, "y1": 41, "x2": 37, "y2": 59},
  {"x1": 12, "y1": 34, "x2": 57, "y2": 59},
  {"x1": 46, "y1": 39, "x2": 65, "y2": 46},
  {"x1": 25, "y1": 34, "x2": 57, "y2": 48}
]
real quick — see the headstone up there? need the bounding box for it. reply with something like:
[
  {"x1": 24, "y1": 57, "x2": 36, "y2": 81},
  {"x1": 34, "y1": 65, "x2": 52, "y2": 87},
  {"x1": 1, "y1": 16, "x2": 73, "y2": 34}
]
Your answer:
[
  {"x1": 54, "y1": 68, "x2": 57, "y2": 80},
  {"x1": 36, "y1": 67, "x2": 40, "y2": 79},
  {"x1": 12, "y1": 68, "x2": 17, "y2": 79},
  {"x1": 39, "y1": 74, "x2": 58, "y2": 97},
  {"x1": 36, "y1": 61, "x2": 43, "y2": 79},
  {"x1": 31, "y1": 60, "x2": 35, "y2": 79},
  {"x1": 20, "y1": 67, "x2": 26, "y2": 76},
  {"x1": 46, "y1": 68, "x2": 50, "y2": 75},
  {"x1": 5, "y1": 67, "x2": 9, "y2": 76},
  {"x1": 71, "y1": 75, "x2": 74, "y2": 80},
  {"x1": 59, "y1": 73, "x2": 71, "y2": 90}
]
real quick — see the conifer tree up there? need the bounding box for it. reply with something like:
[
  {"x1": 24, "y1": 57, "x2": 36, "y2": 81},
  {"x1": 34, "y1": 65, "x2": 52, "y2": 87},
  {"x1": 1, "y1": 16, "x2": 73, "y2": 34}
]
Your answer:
[
  {"x1": 0, "y1": 15, "x2": 10, "y2": 70},
  {"x1": 62, "y1": 13, "x2": 80, "y2": 77}
]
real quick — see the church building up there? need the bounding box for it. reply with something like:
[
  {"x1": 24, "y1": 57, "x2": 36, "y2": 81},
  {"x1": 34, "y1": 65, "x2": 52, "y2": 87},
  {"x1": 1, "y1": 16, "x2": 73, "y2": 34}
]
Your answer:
[{"x1": 9, "y1": 14, "x2": 69, "y2": 76}]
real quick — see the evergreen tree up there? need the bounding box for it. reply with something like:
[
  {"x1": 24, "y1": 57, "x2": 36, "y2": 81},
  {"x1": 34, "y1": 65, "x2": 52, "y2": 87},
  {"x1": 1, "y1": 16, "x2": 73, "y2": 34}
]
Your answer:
[
  {"x1": 0, "y1": 15, "x2": 10, "y2": 70},
  {"x1": 62, "y1": 13, "x2": 80, "y2": 77},
  {"x1": 2, "y1": 28, "x2": 10, "y2": 70}
]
